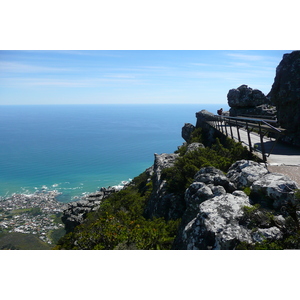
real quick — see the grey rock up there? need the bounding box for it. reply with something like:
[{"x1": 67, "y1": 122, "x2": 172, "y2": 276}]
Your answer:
[
  {"x1": 227, "y1": 160, "x2": 268, "y2": 189},
  {"x1": 252, "y1": 227, "x2": 283, "y2": 243},
  {"x1": 194, "y1": 166, "x2": 233, "y2": 191},
  {"x1": 181, "y1": 193, "x2": 253, "y2": 250},
  {"x1": 210, "y1": 185, "x2": 227, "y2": 196},
  {"x1": 273, "y1": 215, "x2": 286, "y2": 229},
  {"x1": 228, "y1": 84, "x2": 269, "y2": 108},
  {"x1": 269, "y1": 50, "x2": 300, "y2": 147},
  {"x1": 186, "y1": 142, "x2": 205, "y2": 153},
  {"x1": 176, "y1": 167, "x2": 232, "y2": 233},
  {"x1": 229, "y1": 104, "x2": 277, "y2": 118},
  {"x1": 195, "y1": 109, "x2": 215, "y2": 127},
  {"x1": 144, "y1": 153, "x2": 184, "y2": 220},
  {"x1": 185, "y1": 182, "x2": 214, "y2": 211},
  {"x1": 152, "y1": 153, "x2": 179, "y2": 183},
  {"x1": 182, "y1": 123, "x2": 195, "y2": 143},
  {"x1": 232, "y1": 190, "x2": 248, "y2": 198},
  {"x1": 227, "y1": 85, "x2": 274, "y2": 118},
  {"x1": 251, "y1": 173, "x2": 299, "y2": 209},
  {"x1": 61, "y1": 186, "x2": 117, "y2": 233}
]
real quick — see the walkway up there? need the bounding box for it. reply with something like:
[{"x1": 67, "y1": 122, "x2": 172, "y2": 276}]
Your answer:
[
  {"x1": 228, "y1": 125, "x2": 300, "y2": 166},
  {"x1": 206, "y1": 115, "x2": 300, "y2": 166}
]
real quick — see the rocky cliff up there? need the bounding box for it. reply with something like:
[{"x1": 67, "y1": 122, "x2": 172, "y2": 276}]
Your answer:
[
  {"x1": 59, "y1": 114, "x2": 300, "y2": 249},
  {"x1": 225, "y1": 51, "x2": 300, "y2": 146},
  {"x1": 58, "y1": 50, "x2": 300, "y2": 250},
  {"x1": 268, "y1": 50, "x2": 300, "y2": 147},
  {"x1": 61, "y1": 187, "x2": 118, "y2": 233}
]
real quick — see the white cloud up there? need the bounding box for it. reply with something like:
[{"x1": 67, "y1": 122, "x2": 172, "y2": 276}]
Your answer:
[
  {"x1": 0, "y1": 76, "x2": 144, "y2": 88},
  {"x1": 0, "y1": 61, "x2": 71, "y2": 73},
  {"x1": 226, "y1": 53, "x2": 265, "y2": 61}
]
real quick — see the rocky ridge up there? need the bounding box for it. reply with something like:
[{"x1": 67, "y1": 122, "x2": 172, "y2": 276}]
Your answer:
[
  {"x1": 61, "y1": 187, "x2": 120, "y2": 233},
  {"x1": 268, "y1": 50, "x2": 300, "y2": 146},
  {"x1": 58, "y1": 50, "x2": 300, "y2": 250}
]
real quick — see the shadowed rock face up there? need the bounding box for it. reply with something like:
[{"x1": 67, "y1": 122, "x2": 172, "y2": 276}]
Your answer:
[
  {"x1": 227, "y1": 85, "x2": 274, "y2": 117},
  {"x1": 268, "y1": 50, "x2": 300, "y2": 147},
  {"x1": 143, "y1": 153, "x2": 185, "y2": 221},
  {"x1": 61, "y1": 187, "x2": 117, "y2": 233},
  {"x1": 182, "y1": 123, "x2": 195, "y2": 143},
  {"x1": 228, "y1": 85, "x2": 269, "y2": 108}
]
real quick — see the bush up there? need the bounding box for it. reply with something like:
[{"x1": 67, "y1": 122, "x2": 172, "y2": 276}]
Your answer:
[
  {"x1": 55, "y1": 175, "x2": 181, "y2": 250},
  {"x1": 162, "y1": 136, "x2": 255, "y2": 195}
]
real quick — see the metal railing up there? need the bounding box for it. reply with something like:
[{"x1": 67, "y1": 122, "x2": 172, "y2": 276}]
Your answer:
[{"x1": 205, "y1": 115, "x2": 285, "y2": 162}]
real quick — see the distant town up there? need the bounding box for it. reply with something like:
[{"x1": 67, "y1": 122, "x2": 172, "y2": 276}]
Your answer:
[{"x1": 0, "y1": 191, "x2": 66, "y2": 245}]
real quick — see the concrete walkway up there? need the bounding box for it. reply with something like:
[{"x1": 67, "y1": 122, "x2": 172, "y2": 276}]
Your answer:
[{"x1": 224, "y1": 125, "x2": 300, "y2": 166}]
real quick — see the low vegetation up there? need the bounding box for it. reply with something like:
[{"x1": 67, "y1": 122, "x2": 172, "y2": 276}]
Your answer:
[
  {"x1": 0, "y1": 232, "x2": 52, "y2": 250},
  {"x1": 55, "y1": 126, "x2": 300, "y2": 250},
  {"x1": 55, "y1": 126, "x2": 261, "y2": 250},
  {"x1": 163, "y1": 128, "x2": 257, "y2": 195},
  {"x1": 55, "y1": 174, "x2": 180, "y2": 250}
]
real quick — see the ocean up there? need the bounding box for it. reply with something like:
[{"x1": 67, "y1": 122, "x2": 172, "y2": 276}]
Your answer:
[{"x1": 0, "y1": 104, "x2": 227, "y2": 202}]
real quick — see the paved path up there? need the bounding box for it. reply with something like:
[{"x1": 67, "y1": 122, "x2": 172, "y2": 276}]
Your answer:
[{"x1": 223, "y1": 125, "x2": 300, "y2": 166}]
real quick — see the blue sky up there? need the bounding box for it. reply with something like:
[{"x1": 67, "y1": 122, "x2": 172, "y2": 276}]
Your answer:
[{"x1": 0, "y1": 50, "x2": 293, "y2": 105}]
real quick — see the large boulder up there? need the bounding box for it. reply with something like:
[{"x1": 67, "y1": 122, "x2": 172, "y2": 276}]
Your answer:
[
  {"x1": 195, "y1": 109, "x2": 215, "y2": 127},
  {"x1": 226, "y1": 160, "x2": 269, "y2": 190},
  {"x1": 251, "y1": 173, "x2": 299, "y2": 209},
  {"x1": 182, "y1": 123, "x2": 195, "y2": 143},
  {"x1": 186, "y1": 142, "x2": 205, "y2": 153},
  {"x1": 228, "y1": 84, "x2": 269, "y2": 108},
  {"x1": 194, "y1": 166, "x2": 235, "y2": 192},
  {"x1": 252, "y1": 227, "x2": 283, "y2": 243},
  {"x1": 227, "y1": 85, "x2": 272, "y2": 117},
  {"x1": 180, "y1": 192, "x2": 253, "y2": 250},
  {"x1": 268, "y1": 50, "x2": 300, "y2": 147}
]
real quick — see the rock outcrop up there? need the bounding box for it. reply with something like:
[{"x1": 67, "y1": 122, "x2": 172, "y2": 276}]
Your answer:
[
  {"x1": 173, "y1": 160, "x2": 300, "y2": 249},
  {"x1": 182, "y1": 123, "x2": 195, "y2": 143},
  {"x1": 195, "y1": 109, "x2": 215, "y2": 128},
  {"x1": 226, "y1": 160, "x2": 269, "y2": 190},
  {"x1": 181, "y1": 192, "x2": 253, "y2": 250},
  {"x1": 186, "y1": 142, "x2": 205, "y2": 153},
  {"x1": 268, "y1": 50, "x2": 300, "y2": 147},
  {"x1": 251, "y1": 173, "x2": 299, "y2": 210},
  {"x1": 227, "y1": 85, "x2": 275, "y2": 118},
  {"x1": 144, "y1": 153, "x2": 184, "y2": 220},
  {"x1": 62, "y1": 187, "x2": 117, "y2": 233}
]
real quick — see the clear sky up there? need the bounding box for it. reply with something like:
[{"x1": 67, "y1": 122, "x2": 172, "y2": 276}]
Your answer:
[{"x1": 0, "y1": 50, "x2": 293, "y2": 105}]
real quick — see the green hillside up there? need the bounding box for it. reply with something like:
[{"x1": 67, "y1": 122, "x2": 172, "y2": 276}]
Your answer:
[{"x1": 0, "y1": 232, "x2": 52, "y2": 250}]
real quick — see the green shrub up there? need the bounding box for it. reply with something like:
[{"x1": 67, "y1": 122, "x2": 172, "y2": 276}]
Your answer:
[
  {"x1": 55, "y1": 174, "x2": 181, "y2": 250},
  {"x1": 162, "y1": 136, "x2": 255, "y2": 195},
  {"x1": 243, "y1": 187, "x2": 251, "y2": 196},
  {"x1": 55, "y1": 126, "x2": 260, "y2": 250}
]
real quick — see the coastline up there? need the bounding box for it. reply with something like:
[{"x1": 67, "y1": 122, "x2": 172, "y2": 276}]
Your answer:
[
  {"x1": 0, "y1": 178, "x2": 131, "y2": 246},
  {"x1": 0, "y1": 190, "x2": 65, "y2": 245}
]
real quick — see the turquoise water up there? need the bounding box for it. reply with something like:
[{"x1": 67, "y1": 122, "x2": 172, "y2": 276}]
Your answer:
[{"x1": 0, "y1": 104, "x2": 226, "y2": 202}]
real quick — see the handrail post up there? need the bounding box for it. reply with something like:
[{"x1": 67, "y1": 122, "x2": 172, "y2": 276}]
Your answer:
[
  {"x1": 246, "y1": 121, "x2": 252, "y2": 152},
  {"x1": 220, "y1": 117, "x2": 224, "y2": 134},
  {"x1": 258, "y1": 122, "x2": 267, "y2": 162},
  {"x1": 235, "y1": 120, "x2": 241, "y2": 142},
  {"x1": 224, "y1": 118, "x2": 228, "y2": 137},
  {"x1": 229, "y1": 120, "x2": 234, "y2": 139}
]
